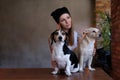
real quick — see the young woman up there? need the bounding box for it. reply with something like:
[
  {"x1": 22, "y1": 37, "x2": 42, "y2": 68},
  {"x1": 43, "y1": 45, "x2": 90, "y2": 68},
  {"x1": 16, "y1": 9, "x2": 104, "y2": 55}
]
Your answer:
[{"x1": 48, "y1": 7, "x2": 80, "y2": 67}]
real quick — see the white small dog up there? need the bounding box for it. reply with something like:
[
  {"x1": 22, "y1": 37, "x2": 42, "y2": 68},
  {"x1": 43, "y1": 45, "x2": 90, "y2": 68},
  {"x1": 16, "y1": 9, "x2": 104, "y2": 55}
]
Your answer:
[
  {"x1": 79, "y1": 27, "x2": 101, "y2": 72},
  {"x1": 50, "y1": 29, "x2": 79, "y2": 76}
]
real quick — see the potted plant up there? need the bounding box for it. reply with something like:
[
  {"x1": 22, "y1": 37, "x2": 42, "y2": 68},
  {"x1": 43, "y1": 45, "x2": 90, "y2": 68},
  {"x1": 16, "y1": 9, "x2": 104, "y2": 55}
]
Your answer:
[
  {"x1": 96, "y1": 11, "x2": 111, "y2": 75},
  {"x1": 98, "y1": 11, "x2": 111, "y2": 51}
]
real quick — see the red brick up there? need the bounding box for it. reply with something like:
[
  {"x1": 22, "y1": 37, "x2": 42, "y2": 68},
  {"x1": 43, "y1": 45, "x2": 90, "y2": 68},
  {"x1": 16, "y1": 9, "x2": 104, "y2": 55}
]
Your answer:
[{"x1": 111, "y1": 0, "x2": 120, "y2": 79}]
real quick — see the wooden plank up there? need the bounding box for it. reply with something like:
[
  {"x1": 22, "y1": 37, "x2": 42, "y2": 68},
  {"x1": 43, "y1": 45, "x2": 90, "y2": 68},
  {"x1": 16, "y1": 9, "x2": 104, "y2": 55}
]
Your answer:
[{"x1": 0, "y1": 68, "x2": 113, "y2": 80}]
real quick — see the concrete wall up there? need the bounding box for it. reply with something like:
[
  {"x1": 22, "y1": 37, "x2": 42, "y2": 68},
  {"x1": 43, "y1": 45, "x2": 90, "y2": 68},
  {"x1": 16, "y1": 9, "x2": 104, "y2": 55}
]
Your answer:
[{"x1": 0, "y1": 0, "x2": 95, "y2": 68}]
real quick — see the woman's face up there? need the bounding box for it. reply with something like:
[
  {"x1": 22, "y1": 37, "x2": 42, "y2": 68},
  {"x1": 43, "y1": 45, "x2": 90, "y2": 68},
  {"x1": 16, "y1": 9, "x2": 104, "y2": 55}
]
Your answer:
[{"x1": 59, "y1": 13, "x2": 72, "y2": 31}]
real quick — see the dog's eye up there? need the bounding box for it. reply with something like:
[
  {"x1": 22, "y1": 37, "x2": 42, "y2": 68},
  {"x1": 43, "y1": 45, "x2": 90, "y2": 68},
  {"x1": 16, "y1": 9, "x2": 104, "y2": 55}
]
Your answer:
[
  {"x1": 62, "y1": 32, "x2": 65, "y2": 35},
  {"x1": 54, "y1": 32, "x2": 58, "y2": 35},
  {"x1": 92, "y1": 31, "x2": 96, "y2": 33}
]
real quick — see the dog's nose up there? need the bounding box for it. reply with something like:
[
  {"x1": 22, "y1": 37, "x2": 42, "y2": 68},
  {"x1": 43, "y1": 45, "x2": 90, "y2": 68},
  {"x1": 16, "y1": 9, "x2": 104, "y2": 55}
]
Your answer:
[
  {"x1": 58, "y1": 36, "x2": 62, "y2": 41},
  {"x1": 99, "y1": 34, "x2": 101, "y2": 37}
]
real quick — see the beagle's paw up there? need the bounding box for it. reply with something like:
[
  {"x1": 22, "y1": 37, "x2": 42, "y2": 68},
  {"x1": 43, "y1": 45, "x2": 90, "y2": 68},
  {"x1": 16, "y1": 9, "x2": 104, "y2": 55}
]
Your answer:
[
  {"x1": 65, "y1": 71, "x2": 71, "y2": 76},
  {"x1": 51, "y1": 70, "x2": 58, "y2": 75}
]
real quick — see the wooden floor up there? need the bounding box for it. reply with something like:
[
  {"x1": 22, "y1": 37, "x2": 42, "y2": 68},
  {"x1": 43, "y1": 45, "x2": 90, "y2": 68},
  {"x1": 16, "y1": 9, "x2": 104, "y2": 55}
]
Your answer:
[{"x1": 0, "y1": 68, "x2": 113, "y2": 80}]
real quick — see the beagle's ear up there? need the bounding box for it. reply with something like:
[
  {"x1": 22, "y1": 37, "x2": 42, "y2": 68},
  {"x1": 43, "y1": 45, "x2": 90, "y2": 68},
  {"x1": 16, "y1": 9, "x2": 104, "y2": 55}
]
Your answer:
[
  {"x1": 50, "y1": 32, "x2": 54, "y2": 45},
  {"x1": 65, "y1": 32, "x2": 69, "y2": 45}
]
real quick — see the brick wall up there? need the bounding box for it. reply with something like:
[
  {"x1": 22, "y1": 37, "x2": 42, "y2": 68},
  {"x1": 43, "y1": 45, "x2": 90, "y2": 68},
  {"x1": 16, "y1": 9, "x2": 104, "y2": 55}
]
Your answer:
[
  {"x1": 111, "y1": 0, "x2": 120, "y2": 79},
  {"x1": 96, "y1": 0, "x2": 110, "y2": 12},
  {"x1": 96, "y1": 0, "x2": 111, "y2": 23}
]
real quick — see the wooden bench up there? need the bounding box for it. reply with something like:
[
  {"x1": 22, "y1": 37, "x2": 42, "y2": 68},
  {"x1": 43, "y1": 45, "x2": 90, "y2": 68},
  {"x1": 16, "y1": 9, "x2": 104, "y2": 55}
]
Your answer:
[{"x1": 0, "y1": 68, "x2": 113, "y2": 80}]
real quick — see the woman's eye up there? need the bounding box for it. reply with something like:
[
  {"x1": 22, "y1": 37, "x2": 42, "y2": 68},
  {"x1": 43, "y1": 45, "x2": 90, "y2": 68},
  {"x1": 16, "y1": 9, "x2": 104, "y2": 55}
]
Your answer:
[
  {"x1": 60, "y1": 19, "x2": 65, "y2": 22},
  {"x1": 67, "y1": 16, "x2": 70, "y2": 19}
]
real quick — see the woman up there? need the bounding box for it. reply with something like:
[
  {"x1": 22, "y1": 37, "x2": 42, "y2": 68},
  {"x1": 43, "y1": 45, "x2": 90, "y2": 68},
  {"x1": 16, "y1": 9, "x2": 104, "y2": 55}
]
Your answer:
[
  {"x1": 48, "y1": 7, "x2": 80, "y2": 67},
  {"x1": 48, "y1": 7, "x2": 96, "y2": 67}
]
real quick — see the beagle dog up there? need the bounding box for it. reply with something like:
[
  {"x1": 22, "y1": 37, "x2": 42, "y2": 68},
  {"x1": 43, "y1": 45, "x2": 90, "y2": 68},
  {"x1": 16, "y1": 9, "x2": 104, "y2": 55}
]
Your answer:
[
  {"x1": 79, "y1": 27, "x2": 101, "y2": 72},
  {"x1": 50, "y1": 29, "x2": 79, "y2": 76}
]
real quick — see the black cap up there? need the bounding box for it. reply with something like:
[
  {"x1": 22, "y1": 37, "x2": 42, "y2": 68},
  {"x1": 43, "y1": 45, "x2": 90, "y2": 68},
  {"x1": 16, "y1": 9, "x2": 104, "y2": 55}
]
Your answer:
[{"x1": 51, "y1": 7, "x2": 70, "y2": 24}]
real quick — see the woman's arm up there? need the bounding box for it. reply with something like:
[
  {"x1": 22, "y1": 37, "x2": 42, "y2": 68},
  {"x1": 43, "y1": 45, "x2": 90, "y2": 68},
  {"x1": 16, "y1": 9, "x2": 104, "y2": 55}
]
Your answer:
[
  {"x1": 48, "y1": 36, "x2": 57, "y2": 67},
  {"x1": 48, "y1": 36, "x2": 53, "y2": 54}
]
